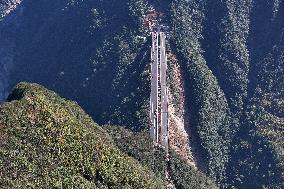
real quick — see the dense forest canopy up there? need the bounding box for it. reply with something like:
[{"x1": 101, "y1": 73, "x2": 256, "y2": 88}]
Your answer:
[{"x1": 0, "y1": 0, "x2": 283, "y2": 188}]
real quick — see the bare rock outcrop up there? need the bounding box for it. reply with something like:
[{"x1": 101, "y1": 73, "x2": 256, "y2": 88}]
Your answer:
[{"x1": 167, "y1": 51, "x2": 198, "y2": 168}]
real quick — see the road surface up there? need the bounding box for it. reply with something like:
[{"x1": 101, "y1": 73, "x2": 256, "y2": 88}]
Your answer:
[{"x1": 150, "y1": 27, "x2": 168, "y2": 151}]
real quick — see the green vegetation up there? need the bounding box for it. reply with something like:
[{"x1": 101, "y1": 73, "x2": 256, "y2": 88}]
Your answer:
[
  {"x1": 1, "y1": 0, "x2": 283, "y2": 188},
  {"x1": 104, "y1": 126, "x2": 167, "y2": 178},
  {"x1": 0, "y1": 82, "x2": 166, "y2": 188},
  {"x1": 170, "y1": 0, "x2": 236, "y2": 183},
  {"x1": 228, "y1": 41, "x2": 284, "y2": 189},
  {"x1": 8, "y1": 0, "x2": 152, "y2": 130},
  {"x1": 105, "y1": 125, "x2": 219, "y2": 189},
  {"x1": 169, "y1": 0, "x2": 284, "y2": 188},
  {"x1": 0, "y1": 82, "x2": 219, "y2": 188},
  {"x1": 169, "y1": 152, "x2": 218, "y2": 189},
  {"x1": 202, "y1": 0, "x2": 251, "y2": 118}
]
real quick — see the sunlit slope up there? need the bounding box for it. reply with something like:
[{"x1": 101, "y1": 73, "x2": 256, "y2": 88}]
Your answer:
[{"x1": 0, "y1": 82, "x2": 165, "y2": 188}]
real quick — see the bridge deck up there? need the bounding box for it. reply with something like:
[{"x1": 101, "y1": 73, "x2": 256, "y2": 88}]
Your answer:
[{"x1": 150, "y1": 29, "x2": 168, "y2": 151}]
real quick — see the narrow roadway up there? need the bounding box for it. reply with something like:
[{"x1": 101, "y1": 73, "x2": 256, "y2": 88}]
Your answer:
[
  {"x1": 150, "y1": 28, "x2": 168, "y2": 151},
  {"x1": 150, "y1": 32, "x2": 159, "y2": 143},
  {"x1": 160, "y1": 31, "x2": 168, "y2": 151}
]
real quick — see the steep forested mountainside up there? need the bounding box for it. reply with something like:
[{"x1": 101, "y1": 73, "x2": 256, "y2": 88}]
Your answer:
[
  {"x1": 104, "y1": 125, "x2": 218, "y2": 189},
  {"x1": 170, "y1": 1, "x2": 284, "y2": 188},
  {"x1": 0, "y1": 0, "x2": 283, "y2": 188},
  {"x1": 0, "y1": 82, "x2": 216, "y2": 188},
  {"x1": 0, "y1": 82, "x2": 166, "y2": 188}
]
